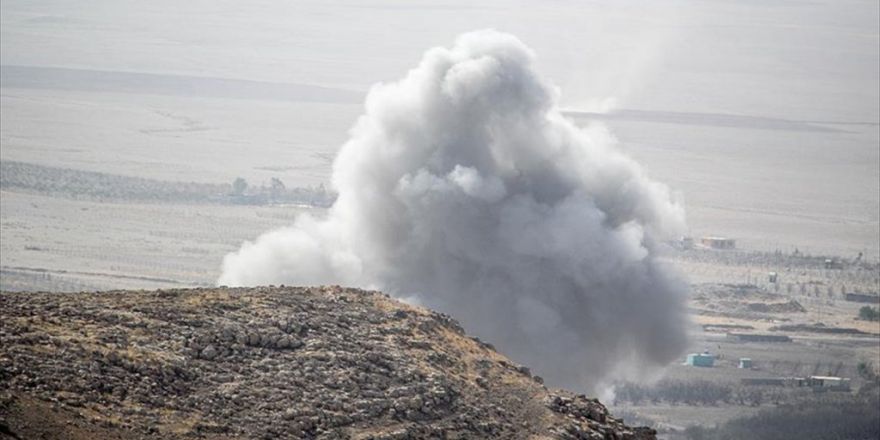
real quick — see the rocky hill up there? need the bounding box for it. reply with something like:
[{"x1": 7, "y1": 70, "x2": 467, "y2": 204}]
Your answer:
[{"x1": 0, "y1": 286, "x2": 655, "y2": 440}]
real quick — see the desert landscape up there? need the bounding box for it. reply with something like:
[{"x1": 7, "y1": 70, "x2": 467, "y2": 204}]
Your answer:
[
  {"x1": 1, "y1": 160, "x2": 878, "y2": 438},
  {"x1": 2, "y1": 0, "x2": 878, "y2": 438}
]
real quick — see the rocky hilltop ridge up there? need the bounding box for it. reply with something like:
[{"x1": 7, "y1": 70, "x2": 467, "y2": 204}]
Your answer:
[{"x1": 0, "y1": 286, "x2": 655, "y2": 440}]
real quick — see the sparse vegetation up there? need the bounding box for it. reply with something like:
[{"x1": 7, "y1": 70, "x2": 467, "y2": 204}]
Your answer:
[
  {"x1": 682, "y1": 391, "x2": 880, "y2": 440},
  {"x1": 613, "y1": 380, "x2": 809, "y2": 408},
  {"x1": 616, "y1": 380, "x2": 734, "y2": 406},
  {"x1": 1, "y1": 160, "x2": 227, "y2": 203},
  {"x1": 0, "y1": 160, "x2": 335, "y2": 207}
]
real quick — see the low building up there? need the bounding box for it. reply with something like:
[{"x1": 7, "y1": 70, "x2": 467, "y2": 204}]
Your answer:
[
  {"x1": 738, "y1": 358, "x2": 753, "y2": 369},
  {"x1": 806, "y1": 376, "x2": 851, "y2": 392},
  {"x1": 727, "y1": 332, "x2": 792, "y2": 343},
  {"x1": 700, "y1": 236, "x2": 736, "y2": 249},
  {"x1": 685, "y1": 352, "x2": 715, "y2": 367}
]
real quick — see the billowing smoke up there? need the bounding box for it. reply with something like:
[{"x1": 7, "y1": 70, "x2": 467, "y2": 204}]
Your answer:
[{"x1": 219, "y1": 30, "x2": 689, "y2": 392}]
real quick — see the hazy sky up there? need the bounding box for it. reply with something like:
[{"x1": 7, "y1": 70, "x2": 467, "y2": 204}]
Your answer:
[
  {"x1": 3, "y1": 0, "x2": 878, "y2": 120},
  {"x1": 2, "y1": 0, "x2": 878, "y2": 256}
]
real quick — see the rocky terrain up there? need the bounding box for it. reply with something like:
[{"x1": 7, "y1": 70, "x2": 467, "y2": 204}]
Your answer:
[{"x1": 0, "y1": 286, "x2": 654, "y2": 440}]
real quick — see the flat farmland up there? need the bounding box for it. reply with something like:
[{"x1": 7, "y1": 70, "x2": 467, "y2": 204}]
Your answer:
[{"x1": 0, "y1": 190, "x2": 322, "y2": 291}]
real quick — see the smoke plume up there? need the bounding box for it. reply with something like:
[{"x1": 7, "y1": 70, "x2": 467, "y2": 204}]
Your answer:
[{"x1": 219, "y1": 30, "x2": 689, "y2": 392}]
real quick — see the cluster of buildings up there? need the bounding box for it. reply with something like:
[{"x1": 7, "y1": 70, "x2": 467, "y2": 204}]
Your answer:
[{"x1": 684, "y1": 351, "x2": 851, "y2": 392}]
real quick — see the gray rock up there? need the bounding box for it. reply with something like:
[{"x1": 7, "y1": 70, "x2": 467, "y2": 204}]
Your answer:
[{"x1": 201, "y1": 345, "x2": 218, "y2": 360}]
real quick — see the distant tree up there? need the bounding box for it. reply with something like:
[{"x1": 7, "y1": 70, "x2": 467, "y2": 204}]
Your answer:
[
  {"x1": 270, "y1": 177, "x2": 285, "y2": 191},
  {"x1": 232, "y1": 177, "x2": 248, "y2": 196},
  {"x1": 858, "y1": 306, "x2": 879, "y2": 321},
  {"x1": 269, "y1": 177, "x2": 285, "y2": 201}
]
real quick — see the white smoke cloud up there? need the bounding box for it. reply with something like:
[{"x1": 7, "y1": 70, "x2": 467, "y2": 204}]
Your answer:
[{"x1": 219, "y1": 30, "x2": 689, "y2": 392}]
